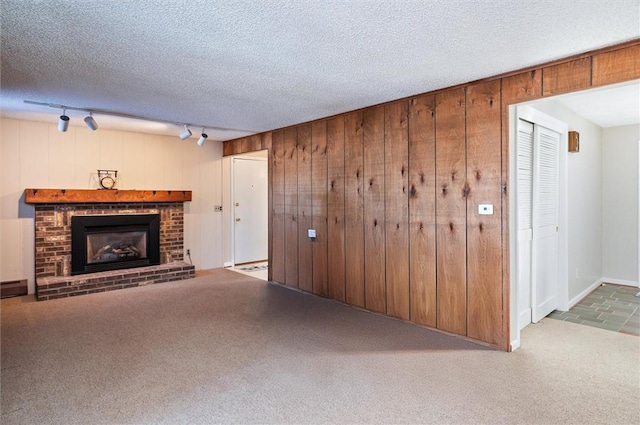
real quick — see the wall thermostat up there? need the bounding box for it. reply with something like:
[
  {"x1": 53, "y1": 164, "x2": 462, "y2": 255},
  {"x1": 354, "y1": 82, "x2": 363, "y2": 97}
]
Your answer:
[{"x1": 478, "y1": 204, "x2": 494, "y2": 215}]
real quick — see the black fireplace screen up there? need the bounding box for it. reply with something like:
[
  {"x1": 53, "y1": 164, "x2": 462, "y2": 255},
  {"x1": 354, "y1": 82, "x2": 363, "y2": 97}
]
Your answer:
[
  {"x1": 87, "y1": 230, "x2": 147, "y2": 264},
  {"x1": 71, "y1": 214, "x2": 160, "y2": 275}
]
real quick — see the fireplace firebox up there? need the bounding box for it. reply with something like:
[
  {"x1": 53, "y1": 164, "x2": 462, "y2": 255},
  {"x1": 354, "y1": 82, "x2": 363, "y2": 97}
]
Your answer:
[{"x1": 71, "y1": 214, "x2": 160, "y2": 275}]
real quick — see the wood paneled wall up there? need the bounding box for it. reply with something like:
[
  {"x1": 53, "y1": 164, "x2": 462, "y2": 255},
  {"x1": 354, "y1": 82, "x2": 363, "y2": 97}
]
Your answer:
[{"x1": 223, "y1": 41, "x2": 640, "y2": 350}]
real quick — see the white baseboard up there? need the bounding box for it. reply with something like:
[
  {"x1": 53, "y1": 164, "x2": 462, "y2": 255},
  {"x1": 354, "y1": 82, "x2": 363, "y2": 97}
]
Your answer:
[
  {"x1": 567, "y1": 278, "x2": 603, "y2": 310},
  {"x1": 223, "y1": 262, "x2": 234, "y2": 268},
  {"x1": 510, "y1": 338, "x2": 521, "y2": 352},
  {"x1": 518, "y1": 308, "x2": 531, "y2": 331},
  {"x1": 600, "y1": 277, "x2": 639, "y2": 288}
]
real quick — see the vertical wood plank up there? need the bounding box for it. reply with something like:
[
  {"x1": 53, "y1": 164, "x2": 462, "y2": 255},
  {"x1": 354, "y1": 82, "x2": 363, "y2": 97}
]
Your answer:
[
  {"x1": 251, "y1": 134, "x2": 263, "y2": 152},
  {"x1": 592, "y1": 44, "x2": 640, "y2": 87},
  {"x1": 542, "y1": 57, "x2": 591, "y2": 96},
  {"x1": 297, "y1": 124, "x2": 313, "y2": 292},
  {"x1": 435, "y1": 88, "x2": 467, "y2": 336},
  {"x1": 408, "y1": 94, "x2": 437, "y2": 327},
  {"x1": 363, "y1": 105, "x2": 386, "y2": 314},
  {"x1": 501, "y1": 69, "x2": 543, "y2": 104},
  {"x1": 271, "y1": 130, "x2": 286, "y2": 283},
  {"x1": 384, "y1": 101, "x2": 410, "y2": 320},
  {"x1": 223, "y1": 141, "x2": 234, "y2": 157},
  {"x1": 327, "y1": 116, "x2": 346, "y2": 302},
  {"x1": 466, "y1": 80, "x2": 503, "y2": 346},
  {"x1": 284, "y1": 127, "x2": 299, "y2": 288},
  {"x1": 311, "y1": 121, "x2": 329, "y2": 297},
  {"x1": 232, "y1": 139, "x2": 243, "y2": 155},
  {"x1": 240, "y1": 137, "x2": 250, "y2": 153},
  {"x1": 262, "y1": 132, "x2": 274, "y2": 281},
  {"x1": 344, "y1": 111, "x2": 365, "y2": 308},
  {"x1": 262, "y1": 132, "x2": 273, "y2": 152},
  {"x1": 242, "y1": 135, "x2": 262, "y2": 153},
  {"x1": 500, "y1": 68, "x2": 542, "y2": 350}
]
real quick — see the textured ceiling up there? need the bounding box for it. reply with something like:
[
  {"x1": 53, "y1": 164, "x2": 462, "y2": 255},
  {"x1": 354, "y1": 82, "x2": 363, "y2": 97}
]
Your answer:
[{"x1": 1, "y1": 0, "x2": 639, "y2": 141}]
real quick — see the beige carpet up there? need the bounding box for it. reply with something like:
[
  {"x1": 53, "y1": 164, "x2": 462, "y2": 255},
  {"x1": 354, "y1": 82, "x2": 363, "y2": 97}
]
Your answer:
[{"x1": 2, "y1": 269, "x2": 638, "y2": 424}]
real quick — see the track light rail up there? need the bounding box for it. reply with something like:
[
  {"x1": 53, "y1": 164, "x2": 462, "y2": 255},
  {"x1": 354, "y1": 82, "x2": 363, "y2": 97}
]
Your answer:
[{"x1": 23, "y1": 99, "x2": 257, "y2": 134}]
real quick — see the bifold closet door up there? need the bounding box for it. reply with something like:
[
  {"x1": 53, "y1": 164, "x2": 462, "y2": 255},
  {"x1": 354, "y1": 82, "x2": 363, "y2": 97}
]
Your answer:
[{"x1": 516, "y1": 118, "x2": 560, "y2": 325}]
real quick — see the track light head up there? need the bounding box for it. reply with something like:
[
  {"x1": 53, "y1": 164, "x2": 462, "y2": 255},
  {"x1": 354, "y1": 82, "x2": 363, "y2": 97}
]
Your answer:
[
  {"x1": 58, "y1": 110, "x2": 69, "y2": 132},
  {"x1": 84, "y1": 113, "x2": 98, "y2": 131},
  {"x1": 179, "y1": 125, "x2": 192, "y2": 140},
  {"x1": 197, "y1": 130, "x2": 208, "y2": 146}
]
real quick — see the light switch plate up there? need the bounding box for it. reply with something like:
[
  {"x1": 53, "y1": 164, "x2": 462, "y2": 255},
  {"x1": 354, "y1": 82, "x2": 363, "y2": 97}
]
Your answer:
[
  {"x1": 307, "y1": 229, "x2": 316, "y2": 238},
  {"x1": 478, "y1": 204, "x2": 493, "y2": 215}
]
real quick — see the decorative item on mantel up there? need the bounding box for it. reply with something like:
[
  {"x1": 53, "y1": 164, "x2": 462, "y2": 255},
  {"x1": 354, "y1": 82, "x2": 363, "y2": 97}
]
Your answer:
[{"x1": 98, "y1": 169, "x2": 118, "y2": 190}]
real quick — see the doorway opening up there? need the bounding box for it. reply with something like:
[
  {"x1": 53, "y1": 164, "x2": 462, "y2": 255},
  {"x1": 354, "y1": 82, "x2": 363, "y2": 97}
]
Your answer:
[
  {"x1": 223, "y1": 149, "x2": 269, "y2": 281},
  {"x1": 509, "y1": 80, "x2": 640, "y2": 349}
]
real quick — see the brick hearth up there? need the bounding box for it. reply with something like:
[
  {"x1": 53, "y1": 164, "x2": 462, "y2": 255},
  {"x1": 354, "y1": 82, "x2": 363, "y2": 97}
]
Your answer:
[
  {"x1": 28, "y1": 196, "x2": 195, "y2": 300},
  {"x1": 36, "y1": 262, "x2": 194, "y2": 300}
]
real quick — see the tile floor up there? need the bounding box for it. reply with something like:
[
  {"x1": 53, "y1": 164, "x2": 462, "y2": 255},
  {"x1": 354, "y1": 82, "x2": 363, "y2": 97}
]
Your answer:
[
  {"x1": 228, "y1": 261, "x2": 268, "y2": 281},
  {"x1": 548, "y1": 283, "x2": 639, "y2": 336}
]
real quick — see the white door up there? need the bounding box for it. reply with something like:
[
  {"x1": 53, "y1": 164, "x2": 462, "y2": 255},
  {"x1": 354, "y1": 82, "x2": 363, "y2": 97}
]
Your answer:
[
  {"x1": 233, "y1": 158, "x2": 268, "y2": 264},
  {"x1": 516, "y1": 117, "x2": 561, "y2": 326},
  {"x1": 516, "y1": 119, "x2": 534, "y2": 330},
  {"x1": 531, "y1": 125, "x2": 560, "y2": 322}
]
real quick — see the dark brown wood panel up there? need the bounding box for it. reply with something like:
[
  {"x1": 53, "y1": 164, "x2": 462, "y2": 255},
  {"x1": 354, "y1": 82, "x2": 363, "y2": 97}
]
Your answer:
[
  {"x1": 234, "y1": 39, "x2": 638, "y2": 350},
  {"x1": 223, "y1": 141, "x2": 234, "y2": 156},
  {"x1": 501, "y1": 69, "x2": 543, "y2": 104},
  {"x1": 466, "y1": 80, "x2": 503, "y2": 346},
  {"x1": 263, "y1": 132, "x2": 274, "y2": 281},
  {"x1": 408, "y1": 94, "x2": 437, "y2": 327},
  {"x1": 592, "y1": 44, "x2": 640, "y2": 87},
  {"x1": 327, "y1": 116, "x2": 346, "y2": 302},
  {"x1": 297, "y1": 124, "x2": 313, "y2": 292},
  {"x1": 384, "y1": 101, "x2": 410, "y2": 320},
  {"x1": 284, "y1": 128, "x2": 299, "y2": 288},
  {"x1": 232, "y1": 139, "x2": 243, "y2": 155},
  {"x1": 311, "y1": 121, "x2": 329, "y2": 297},
  {"x1": 262, "y1": 132, "x2": 273, "y2": 152},
  {"x1": 344, "y1": 111, "x2": 365, "y2": 308},
  {"x1": 542, "y1": 57, "x2": 591, "y2": 96},
  {"x1": 363, "y1": 105, "x2": 386, "y2": 314},
  {"x1": 435, "y1": 88, "x2": 467, "y2": 336},
  {"x1": 241, "y1": 135, "x2": 262, "y2": 153},
  {"x1": 271, "y1": 130, "x2": 286, "y2": 283}
]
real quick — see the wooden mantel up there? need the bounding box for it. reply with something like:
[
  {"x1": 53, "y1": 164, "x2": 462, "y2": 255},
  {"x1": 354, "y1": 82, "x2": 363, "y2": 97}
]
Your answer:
[{"x1": 24, "y1": 189, "x2": 192, "y2": 204}]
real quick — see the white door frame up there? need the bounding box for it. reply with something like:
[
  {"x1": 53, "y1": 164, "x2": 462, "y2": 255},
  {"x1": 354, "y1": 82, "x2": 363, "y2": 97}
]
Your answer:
[
  {"x1": 232, "y1": 156, "x2": 268, "y2": 264},
  {"x1": 510, "y1": 105, "x2": 569, "y2": 350},
  {"x1": 222, "y1": 150, "x2": 268, "y2": 267}
]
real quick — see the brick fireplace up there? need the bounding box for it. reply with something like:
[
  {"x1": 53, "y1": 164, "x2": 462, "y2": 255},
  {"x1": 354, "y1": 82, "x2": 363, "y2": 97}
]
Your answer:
[{"x1": 25, "y1": 189, "x2": 195, "y2": 300}]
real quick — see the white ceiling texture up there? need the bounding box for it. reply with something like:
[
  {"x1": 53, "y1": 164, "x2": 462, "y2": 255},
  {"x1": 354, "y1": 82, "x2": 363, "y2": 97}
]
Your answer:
[{"x1": 1, "y1": 1, "x2": 639, "y2": 142}]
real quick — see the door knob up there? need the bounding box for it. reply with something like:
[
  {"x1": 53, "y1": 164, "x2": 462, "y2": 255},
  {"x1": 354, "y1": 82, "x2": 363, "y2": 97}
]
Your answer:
[
  {"x1": 236, "y1": 218, "x2": 241, "y2": 222},
  {"x1": 235, "y1": 202, "x2": 240, "y2": 207}
]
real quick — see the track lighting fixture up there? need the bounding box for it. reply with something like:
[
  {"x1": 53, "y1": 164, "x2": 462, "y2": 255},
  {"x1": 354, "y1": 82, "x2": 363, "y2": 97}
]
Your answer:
[
  {"x1": 24, "y1": 100, "x2": 254, "y2": 141},
  {"x1": 197, "y1": 129, "x2": 208, "y2": 146},
  {"x1": 179, "y1": 125, "x2": 192, "y2": 140},
  {"x1": 58, "y1": 109, "x2": 69, "y2": 132},
  {"x1": 84, "y1": 113, "x2": 98, "y2": 131}
]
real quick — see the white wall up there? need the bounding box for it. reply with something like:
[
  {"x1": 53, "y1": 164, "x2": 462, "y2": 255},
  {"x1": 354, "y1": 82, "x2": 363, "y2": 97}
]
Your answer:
[
  {"x1": 0, "y1": 117, "x2": 224, "y2": 293},
  {"x1": 527, "y1": 100, "x2": 603, "y2": 304},
  {"x1": 602, "y1": 125, "x2": 639, "y2": 286}
]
